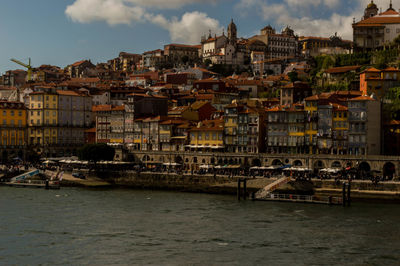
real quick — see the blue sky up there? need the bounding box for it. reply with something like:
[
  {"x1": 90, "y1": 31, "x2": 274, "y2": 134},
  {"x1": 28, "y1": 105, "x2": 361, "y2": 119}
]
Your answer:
[{"x1": 0, "y1": 0, "x2": 395, "y2": 73}]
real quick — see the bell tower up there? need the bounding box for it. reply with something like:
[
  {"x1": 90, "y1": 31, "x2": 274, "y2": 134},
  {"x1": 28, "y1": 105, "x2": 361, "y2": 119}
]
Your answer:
[
  {"x1": 227, "y1": 19, "x2": 237, "y2": 44},
  {"x1": 364, "y1": 1, "x2": 378, "y2": 20}
]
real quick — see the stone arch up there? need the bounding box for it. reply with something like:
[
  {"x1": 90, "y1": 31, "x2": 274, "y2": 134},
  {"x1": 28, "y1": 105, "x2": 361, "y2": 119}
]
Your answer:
[
  {"x1": 252, "y1": 158, "x2": 262, "y2": 167},
  {"x1": 175, "y1": 156, "x2": 183, "y2": 164},
  {"x1": 331, "y1": 161, "x2": 342, "y2": 168},
  {"x1": 383, "y1": 162, "x2": 395, "y2": 180},
  {"x1": 142, "y1": 155, "x2": 150, "y2": 161},
  {"x1": 314, "y1": 160, "x2": 325, "y2": 170},
  {"x1": 1, "y1": 150, "x2": 8, "y2": 162},
  {"x1": 358, "y1": 161, "x2": 371, "y2": 172},
  {"x1": 202, "y1": 159, "x2": 206, "y2": 164},
  {"x1": 284, "y1": 159, "x2": 290, "y2": 164},
  {"x1": 293, "y1": 160, "x2": 303, "y2": 167},
  {"x1": 229, "y1": 158, "x2": 234, "y2": 164},
  {"x1": 272, "y1": 159, "x2": 283, "y2": 166},
  {"x1": 193, "y1": 157, "x2": 198, "y2": 163},
  {"x1": 185, "y1": 158, "x2": 189, "y2": 163},
  {"x1": 211, "y1": 157, "x2": 216, "y2": 164},
  {"x1": 218, "y1": 158, "x2": 223, "y2": 165}
]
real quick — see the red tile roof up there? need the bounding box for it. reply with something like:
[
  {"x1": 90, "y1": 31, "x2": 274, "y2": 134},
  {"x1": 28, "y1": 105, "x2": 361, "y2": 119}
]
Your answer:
[
  {"x1": 324, "y1": 66, "x2": 360, "y2": 74},
  {"x1": 71, "y1": 60, "x2": 88, "y2": 67},
  {"x1": 354, "y1": 15, "x2": 400, "y2": 26},
  {"x1": 349, "y1": 95, "x2": 375, "y2": 101},
  {"x1": 92, "y1": 105, "x2": 112, "y2": 112}
]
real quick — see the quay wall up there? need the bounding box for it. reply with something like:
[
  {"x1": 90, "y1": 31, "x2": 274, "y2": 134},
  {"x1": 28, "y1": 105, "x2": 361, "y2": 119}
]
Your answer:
[
  {"x1": 91, "y1": 171, "x2": 255, "y2": 194},
  {"x1": 129, "y1": 151, "x2": 400, "y2": 178},
  {"x1": 86, "y1": 171, "x2": 400, "y2": 201}
]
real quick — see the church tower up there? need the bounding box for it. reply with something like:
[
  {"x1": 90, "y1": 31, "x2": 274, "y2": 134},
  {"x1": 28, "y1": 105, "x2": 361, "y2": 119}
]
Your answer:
[
  {"x1": 227, "y1": 19, "x2": 237, "y2": 44},
  {"x1": 387, "y1": 0, "x2": 395, "y2": 11},
  {"x1": 364, "y1": 1, "x2": 378, "y2": 20}
]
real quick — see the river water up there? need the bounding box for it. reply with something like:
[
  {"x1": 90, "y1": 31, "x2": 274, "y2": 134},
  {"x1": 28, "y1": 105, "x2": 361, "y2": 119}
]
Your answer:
[{"x1": 1, "y1": 187, "x2": 400, "y2": 265}]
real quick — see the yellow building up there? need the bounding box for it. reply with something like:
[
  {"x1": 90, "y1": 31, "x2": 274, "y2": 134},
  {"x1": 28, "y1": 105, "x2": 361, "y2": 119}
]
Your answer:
[
  {"x1": 224, "y1": 103, "x2": 242, "y2": 152},
  {"x1": 28, "y1": 90, "x2": 58, "y2": 156},
  {"x1": 0, "y1": 101, "x2": 27, "y2": 161},
  {"x1": 287, "y1": 105, "x2": 306, "y2": 154},
  {"x1": 304, "y1": 95, "x2": 318, "y2": 154},
  {"x1": 189, "y1": 119, "x2": 224, "y2": 152},
  {"x1": 332, "y1": 103, "x2": 348, "y2": 155}
]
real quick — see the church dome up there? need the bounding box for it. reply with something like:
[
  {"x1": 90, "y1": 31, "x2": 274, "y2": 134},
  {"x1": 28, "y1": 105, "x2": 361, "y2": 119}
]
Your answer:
[{"x1": 367, "y1": 1, "x2": 377, "y2": 9}]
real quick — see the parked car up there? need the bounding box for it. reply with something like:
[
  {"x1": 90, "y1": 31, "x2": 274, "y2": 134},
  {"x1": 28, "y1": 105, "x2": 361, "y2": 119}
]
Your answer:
[{"x1": 72, "y1": 172, "x2": 86, "y2": 179}]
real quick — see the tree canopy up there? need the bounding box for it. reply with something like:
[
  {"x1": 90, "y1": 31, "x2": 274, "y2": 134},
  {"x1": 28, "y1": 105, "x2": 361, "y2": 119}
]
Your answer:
[
  {"x1": 77, "y1": 143, "x2": 115, "y2": 162},
  {"x1": 383, "y1": 87, "x2": 400, "y2": 121}
]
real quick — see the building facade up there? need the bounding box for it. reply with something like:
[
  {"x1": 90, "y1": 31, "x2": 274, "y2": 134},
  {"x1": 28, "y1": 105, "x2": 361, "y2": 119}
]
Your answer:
[{"x1": 0, "y1": 101, "x2": 27, "y2": 161}]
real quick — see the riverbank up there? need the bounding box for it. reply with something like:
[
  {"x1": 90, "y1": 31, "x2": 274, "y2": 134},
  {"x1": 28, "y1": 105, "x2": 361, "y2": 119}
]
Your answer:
[{"x1": 51, "y1": 170, "x2": 400, "y2": 202}]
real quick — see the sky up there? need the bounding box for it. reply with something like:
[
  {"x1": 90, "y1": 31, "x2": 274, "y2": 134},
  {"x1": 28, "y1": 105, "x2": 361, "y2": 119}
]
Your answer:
[{"x1": 0, "y1": 0, "x2": 397, "y2": 74}]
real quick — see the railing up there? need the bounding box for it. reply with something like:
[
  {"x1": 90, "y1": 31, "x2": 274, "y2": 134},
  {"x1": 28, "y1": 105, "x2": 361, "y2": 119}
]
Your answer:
[
  {"x1": 269, "y1": 193, "x2": 313, "y2": 201},
  {"x1": 265, "y1": 193, "x2": 343, "y2": 204}
]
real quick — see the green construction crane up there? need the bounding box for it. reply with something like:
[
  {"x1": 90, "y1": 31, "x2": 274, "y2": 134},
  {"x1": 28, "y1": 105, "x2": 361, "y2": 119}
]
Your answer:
[{"x1": 10, "y1": 58, "x2": 33, "y2": 81}]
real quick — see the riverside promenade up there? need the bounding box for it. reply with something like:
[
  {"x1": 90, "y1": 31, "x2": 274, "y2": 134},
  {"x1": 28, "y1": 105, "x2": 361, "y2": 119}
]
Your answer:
[{"x1": 50, "y1": 169, "x2": 400, "y2": 202}]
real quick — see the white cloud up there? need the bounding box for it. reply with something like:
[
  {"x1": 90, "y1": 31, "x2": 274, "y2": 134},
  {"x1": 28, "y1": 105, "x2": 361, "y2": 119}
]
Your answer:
[
  {"x1": 66, "y1": 0, "x2": 223, "y2": 44},
  {"x1": 152, "y1": 11, "x2": 223, "y2": 44},
  {"x1": 129, "y1": 0, "x2": 218, "y2": 9},
  {"x1": 236, "y1": 0, "x2": 399, "y2": 39},
  {"x1": 65, "y1": 0, "x2": 145, "y2": 25}
]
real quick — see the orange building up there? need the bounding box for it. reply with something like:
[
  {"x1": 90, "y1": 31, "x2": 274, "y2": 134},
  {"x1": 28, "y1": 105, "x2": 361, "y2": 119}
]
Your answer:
[{"x1": 360, "y1": 67, "x2": 400, "y2": 99}]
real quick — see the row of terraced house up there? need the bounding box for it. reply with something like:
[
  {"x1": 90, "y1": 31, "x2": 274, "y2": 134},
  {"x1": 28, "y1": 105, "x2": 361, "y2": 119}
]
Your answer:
[{"x1": 89, "y1": 89, "x2": 381, "y2": 161}]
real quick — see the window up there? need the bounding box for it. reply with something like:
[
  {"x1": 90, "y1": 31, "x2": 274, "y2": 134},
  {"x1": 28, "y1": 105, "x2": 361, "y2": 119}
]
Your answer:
[{"x1": 386, "y1": 29, "x2": 390, "y2": 33}]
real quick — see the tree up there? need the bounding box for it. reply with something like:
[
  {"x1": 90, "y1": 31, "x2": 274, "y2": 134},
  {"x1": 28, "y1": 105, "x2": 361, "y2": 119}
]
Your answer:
[
  {"x1": 288, "y1": 71, "x2": 299, "y2": 82},
  {"x1": 181, "y1": 55, "x2": 189, "y2": 65},
  {"x1": 321, "y1": 56, "x2": 334, "y2": 70},
  {"x1": 383, "y1": 87, "x2": 400, "y2": 121},
  {"x1": 77, "y1": 143, "x2": 115, "y2": 163},
  {"x1": 204, "y1": 59, "x2": 212, "y2": 67}
]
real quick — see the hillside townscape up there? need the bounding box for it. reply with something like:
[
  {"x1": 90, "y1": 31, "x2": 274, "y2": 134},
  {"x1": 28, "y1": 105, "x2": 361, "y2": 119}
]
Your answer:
[{"x1": 1, "y1": 1, "x2": 400, "y2": 178}]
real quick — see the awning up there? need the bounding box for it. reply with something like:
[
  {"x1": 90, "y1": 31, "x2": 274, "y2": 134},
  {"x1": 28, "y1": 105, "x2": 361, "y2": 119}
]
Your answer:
[
  {"x1": 283, "y1": 167, "x2": 311, "y2": 172},
  {"x1": 211, "y1": 146, "x2": 225, "y2": 149},
  {"x1": 226, "y1": 165, "x2": 241, "y2": 169},
  {"x1": 320, "y1": 168, "x2": 341, "y2": 173},
  {"x1": 171, "y1": 136, "x2": 187, "y2": 140},
  {"x1": 163, "y1": 162, "x2": 181, "y2": 166},
  {"x1": 265, "y1": 165, "x2": 280, "y2": 170}
]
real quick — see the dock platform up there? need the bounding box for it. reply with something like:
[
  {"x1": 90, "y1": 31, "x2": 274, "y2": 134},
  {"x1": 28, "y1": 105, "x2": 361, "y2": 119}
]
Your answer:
[
  {"x1": 1, "y1": 180, "x2": 60, "y2": 189},
  {"x1": 254, "y1": 193, "x2": 343, "y2": 205}
]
